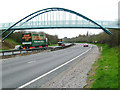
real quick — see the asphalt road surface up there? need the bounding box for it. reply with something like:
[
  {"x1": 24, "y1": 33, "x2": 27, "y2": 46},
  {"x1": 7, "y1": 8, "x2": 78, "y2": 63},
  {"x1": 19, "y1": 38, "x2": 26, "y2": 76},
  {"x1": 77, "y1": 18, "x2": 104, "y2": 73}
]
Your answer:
[{"x1": 2, "y1": 43, "x2": 93, "y2": 88}]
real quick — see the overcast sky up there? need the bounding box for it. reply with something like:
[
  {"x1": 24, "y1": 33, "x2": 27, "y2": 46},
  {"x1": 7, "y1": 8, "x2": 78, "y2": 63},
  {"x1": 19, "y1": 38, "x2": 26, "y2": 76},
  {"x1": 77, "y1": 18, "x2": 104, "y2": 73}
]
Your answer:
[{"x1": 0, "y1": 0, "x2": 119, "y2": 38}]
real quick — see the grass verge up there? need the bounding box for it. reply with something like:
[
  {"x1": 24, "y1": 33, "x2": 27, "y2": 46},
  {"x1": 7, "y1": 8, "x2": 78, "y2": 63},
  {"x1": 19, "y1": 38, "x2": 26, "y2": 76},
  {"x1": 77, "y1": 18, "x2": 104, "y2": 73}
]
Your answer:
[
  {"x1": 85, "y1": 44, "x2": 119, "y2": 88},
  {"x1": 48, "y1": 44, "x2": 58, "y2": 47},
  {"x1": 0, "y1": 49, "x2": 12, "y2": 51},
  {"x1": 6, "y1": 38, "x2": 20, "y2": 45}
]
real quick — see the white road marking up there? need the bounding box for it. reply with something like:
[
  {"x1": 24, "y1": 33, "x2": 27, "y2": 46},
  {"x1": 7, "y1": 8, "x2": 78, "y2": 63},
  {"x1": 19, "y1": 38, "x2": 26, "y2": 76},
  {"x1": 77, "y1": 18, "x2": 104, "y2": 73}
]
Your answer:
[
  {"x1": 1, "y1": 59, "x2": 8, "y2": 61},
  {"x1": 17, "y1": 45, "x2": 92, "y2": 89},
  {"x1": 27, "y1": 61, "x2": 36, "y2": 64}
]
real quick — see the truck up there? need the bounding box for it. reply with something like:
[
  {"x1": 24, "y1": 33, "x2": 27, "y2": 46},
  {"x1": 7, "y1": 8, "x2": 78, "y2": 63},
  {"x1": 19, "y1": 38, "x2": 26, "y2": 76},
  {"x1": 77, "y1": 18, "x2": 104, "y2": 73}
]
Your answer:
[
  {"x1": 58, "y1": 39, "x2": 65, "y2": 46},
  {"x1": 22, "y1": 33, "x2": 48, "y2": 49}
]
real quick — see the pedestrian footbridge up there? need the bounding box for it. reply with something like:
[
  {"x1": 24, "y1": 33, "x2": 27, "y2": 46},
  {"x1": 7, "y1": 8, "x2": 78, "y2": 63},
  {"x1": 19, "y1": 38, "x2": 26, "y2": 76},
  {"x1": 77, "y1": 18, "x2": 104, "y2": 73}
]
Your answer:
[{"x1": 0, "y1": 7, "x2": 118, "y2": 42}]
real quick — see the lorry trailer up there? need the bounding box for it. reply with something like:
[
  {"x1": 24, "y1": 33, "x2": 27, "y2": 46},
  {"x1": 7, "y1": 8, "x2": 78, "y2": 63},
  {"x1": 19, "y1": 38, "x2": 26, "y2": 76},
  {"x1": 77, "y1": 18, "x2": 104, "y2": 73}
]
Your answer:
[{"x1": 22, "y1": 33, "x2": 48, "y2": 49}]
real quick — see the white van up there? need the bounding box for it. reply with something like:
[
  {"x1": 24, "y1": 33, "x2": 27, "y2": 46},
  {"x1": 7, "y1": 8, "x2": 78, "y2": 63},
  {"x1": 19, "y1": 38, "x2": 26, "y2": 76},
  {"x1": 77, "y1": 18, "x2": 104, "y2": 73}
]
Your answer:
[{"x1": 14, "y1": 45, "x2": 22, "y2": 50}]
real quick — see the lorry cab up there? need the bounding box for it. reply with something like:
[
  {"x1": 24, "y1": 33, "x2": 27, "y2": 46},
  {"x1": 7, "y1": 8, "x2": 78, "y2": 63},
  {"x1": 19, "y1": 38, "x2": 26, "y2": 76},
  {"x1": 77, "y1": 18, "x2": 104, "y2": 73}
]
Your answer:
[{"x1": 58, "y1": 39, "x2": 65, "y2": 47}]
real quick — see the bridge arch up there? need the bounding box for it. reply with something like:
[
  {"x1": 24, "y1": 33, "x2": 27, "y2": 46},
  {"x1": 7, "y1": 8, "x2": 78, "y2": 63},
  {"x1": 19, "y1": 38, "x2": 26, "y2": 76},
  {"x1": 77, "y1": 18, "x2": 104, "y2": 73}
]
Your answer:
[{"x1": 0, "y1": 7, "x2": 112, "y2": 41}]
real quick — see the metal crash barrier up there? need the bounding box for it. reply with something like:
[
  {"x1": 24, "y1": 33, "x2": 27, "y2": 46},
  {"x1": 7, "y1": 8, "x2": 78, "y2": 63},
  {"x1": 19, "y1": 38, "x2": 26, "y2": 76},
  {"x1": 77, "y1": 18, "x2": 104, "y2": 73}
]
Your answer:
[{"x1": 0, "y1": 43, "x2": 75, "y2": 57}]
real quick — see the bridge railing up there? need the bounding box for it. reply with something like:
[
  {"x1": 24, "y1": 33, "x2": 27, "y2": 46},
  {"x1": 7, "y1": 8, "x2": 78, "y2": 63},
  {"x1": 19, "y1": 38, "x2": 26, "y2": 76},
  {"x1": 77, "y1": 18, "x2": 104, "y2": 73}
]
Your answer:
[{"x1": 0, "y1": 20, "x2": 118, "y2": 30}]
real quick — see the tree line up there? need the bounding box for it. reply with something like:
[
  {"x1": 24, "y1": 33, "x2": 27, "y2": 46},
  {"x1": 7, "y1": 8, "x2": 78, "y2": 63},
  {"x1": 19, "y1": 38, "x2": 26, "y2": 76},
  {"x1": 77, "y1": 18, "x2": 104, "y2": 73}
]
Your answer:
[
  {"x1": 64, "y1": 28, "x2": 120, "y2": 47},
  {"x1": 2, "y1": 28, "x2": 120, "y2": 48},
  {"x1": 2, "y1": 30, "x2": 58, "y2": 45}
]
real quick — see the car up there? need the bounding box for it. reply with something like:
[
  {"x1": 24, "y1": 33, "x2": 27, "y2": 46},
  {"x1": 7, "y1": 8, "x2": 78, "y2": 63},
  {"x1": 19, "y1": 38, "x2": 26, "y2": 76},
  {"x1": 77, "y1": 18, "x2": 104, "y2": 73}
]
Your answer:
[
  {"x1": 83, "y1": 43, "x2": 89, "y2": 47},
  {"x1": 14, "y1": 45, "x2": 22, "y2": 50}
]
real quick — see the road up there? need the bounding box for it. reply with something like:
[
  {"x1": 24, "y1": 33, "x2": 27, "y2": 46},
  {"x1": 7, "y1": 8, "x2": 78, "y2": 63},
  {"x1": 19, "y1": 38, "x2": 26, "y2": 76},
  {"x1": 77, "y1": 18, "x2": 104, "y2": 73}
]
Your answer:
[{"x1": 2, "y1": 43, "x2": 93, "y2": 88}]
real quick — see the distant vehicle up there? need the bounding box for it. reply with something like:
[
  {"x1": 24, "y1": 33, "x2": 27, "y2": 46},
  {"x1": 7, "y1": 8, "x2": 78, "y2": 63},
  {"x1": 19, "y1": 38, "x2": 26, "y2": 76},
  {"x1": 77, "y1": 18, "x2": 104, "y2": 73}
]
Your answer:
[
  {"x1": 61, "y1": 43, "x2": 65, "y2": 47},
  {"x1": 58, "y1": 39, "x2": 65, "y2": 47},
  {"x1": 22, "y1": 33, "x2": 48, "y2": 49},
  {"x1": 83, "y1": 43, "x2": 89, "y2": 47},
  {"x1": 14, "y1": 45, "x2": 22, "y2": 50}
]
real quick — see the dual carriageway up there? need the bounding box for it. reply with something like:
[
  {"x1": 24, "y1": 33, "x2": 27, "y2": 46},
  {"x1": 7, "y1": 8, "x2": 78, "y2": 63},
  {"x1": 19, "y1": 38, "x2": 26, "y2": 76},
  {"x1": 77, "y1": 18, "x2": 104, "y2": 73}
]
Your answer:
[{"x1": 2, "y1": 43, "x2": 95, "y2": 88}]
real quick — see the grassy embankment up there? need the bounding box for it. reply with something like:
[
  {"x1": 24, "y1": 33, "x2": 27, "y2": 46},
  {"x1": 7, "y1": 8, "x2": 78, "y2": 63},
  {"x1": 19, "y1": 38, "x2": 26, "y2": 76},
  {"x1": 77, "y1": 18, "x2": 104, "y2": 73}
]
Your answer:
[
  {"x1": 48, "y1": 44, "x2": 58, "y2": 47},
  {"x1": 6, "y1": 38, "x2": 20, "y2": 45},
  {"x1": 1, "y1": 38, "x2": 21, "y2": 51},
  {"x1": 85, "y1": 44, "x2": 119, "y2": 88}
]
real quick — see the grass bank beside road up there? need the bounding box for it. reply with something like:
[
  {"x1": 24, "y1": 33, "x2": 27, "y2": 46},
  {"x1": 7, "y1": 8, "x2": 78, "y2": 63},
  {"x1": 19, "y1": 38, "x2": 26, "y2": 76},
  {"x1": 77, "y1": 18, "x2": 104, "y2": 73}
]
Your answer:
[
  {"x1": 85, "y1": 44, "x2": 119, "y2": 88},
  {"x1": 48, "y1": 44, "x2": 58, "y2": 47},
  {"x1": 2, "y1": 38, "x2": 21, "y2": 50}
]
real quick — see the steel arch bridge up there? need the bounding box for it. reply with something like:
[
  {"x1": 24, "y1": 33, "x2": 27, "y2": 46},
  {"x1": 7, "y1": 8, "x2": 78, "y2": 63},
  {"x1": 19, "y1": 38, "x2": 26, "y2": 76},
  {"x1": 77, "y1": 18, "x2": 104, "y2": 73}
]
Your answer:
[{"x1": 0, "y1": 7, "x2": 113, "y2": 42}]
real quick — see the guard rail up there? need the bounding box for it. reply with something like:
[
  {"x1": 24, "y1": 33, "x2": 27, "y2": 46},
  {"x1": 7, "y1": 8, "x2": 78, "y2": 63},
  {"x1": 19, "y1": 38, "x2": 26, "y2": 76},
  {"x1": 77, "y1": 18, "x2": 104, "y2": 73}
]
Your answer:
[{"x1": 0, "y1": 43, "x2": 75, "y2": 57}]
